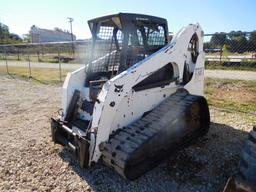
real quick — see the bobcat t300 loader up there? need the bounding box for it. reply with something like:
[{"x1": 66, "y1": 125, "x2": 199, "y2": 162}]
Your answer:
[{"x1": 51, "y1": 13, "x2": 210, "y2": 180}]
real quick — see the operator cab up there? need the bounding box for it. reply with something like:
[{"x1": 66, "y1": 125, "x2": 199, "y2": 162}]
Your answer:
[{"x1": 85, "y1": 13, "x2": 169, "y2": 85}]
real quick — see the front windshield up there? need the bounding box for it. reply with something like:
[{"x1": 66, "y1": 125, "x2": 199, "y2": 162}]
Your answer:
[{"x1": 89, "y1": 26, "x2": 123, "y2": 74}]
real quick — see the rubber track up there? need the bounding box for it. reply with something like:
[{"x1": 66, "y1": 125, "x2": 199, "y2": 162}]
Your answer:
[
  {"x1": 238, "y1": 126, "x2": 256, "y2": 187},
  {"x1": 101, "y1": 92, "x2": 209, "y2": 179}
]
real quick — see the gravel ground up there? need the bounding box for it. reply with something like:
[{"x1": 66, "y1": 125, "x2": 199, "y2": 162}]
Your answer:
[{"x1": 0, "y1": 75, "x2": 255, "y2": 192}]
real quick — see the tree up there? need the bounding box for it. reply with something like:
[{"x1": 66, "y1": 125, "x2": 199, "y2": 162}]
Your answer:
[
  {"x1": 248, "y1": 31, "x2": 256, "y2": 52},
  {"x1": 222, "y1": 44, "x2": 229, "y2": 57},
  {"x1": 0, "y1": 22, "x2": 22, "y2": 44},
  {"x1": 0, "y1": 22, "x2": 9, "y2": 43},
  {"x1": 210, "y1": 32, "x2": 227, "y2": 48},
  {"x1": 9, "y1": 33, "x2": 21, "y2": 41},
  {"x1": 227, "y1": 31, "x2": 248, "y2": 53},
  {"x1": 203, "y1": 42, "x2": 211, "y2": 50}
]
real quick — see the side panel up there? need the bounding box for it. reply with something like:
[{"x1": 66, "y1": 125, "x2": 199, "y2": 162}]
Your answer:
[
  {"x1": 184, "y1": 52, "x2": 205, "y2": 95},
  {"x1": 110, "y1": 84, "x2": 177, "y2": 133},
  {"x1": 62, "y1": 66, "x2": 88, "y2": 119}
]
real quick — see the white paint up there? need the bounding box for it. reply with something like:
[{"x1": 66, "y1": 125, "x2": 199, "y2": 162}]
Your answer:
[{"x1": 61, "y1": 24, "x2": 206, "y2": 164}]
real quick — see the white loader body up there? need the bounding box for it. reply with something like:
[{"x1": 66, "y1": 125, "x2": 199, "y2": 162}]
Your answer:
[{"x1": 61, "y1": 23, "x2": 205, "y2": 164}]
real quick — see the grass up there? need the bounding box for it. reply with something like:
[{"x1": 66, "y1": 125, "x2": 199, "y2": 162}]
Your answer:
[
  {"x1": 0, "y1": 53, "x2": 86, "y2": 64},
  {"x1": 0, "y1": 54, "x2": 57, "y2": 63},
  {"x1": 0, "y1": 66, "x2": 71, "y2": 84},
  {"x1": 205, "y1": 77, "x2": 256, "y2": 116},
  {"x1": 205, "y1": 61, "x2": 256, "y2": 71},
  {"x1": 0, "y1": 66, "x2": 255, "y2": 120}
]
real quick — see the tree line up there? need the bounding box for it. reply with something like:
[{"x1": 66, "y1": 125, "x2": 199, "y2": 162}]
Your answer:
[
  {"x1": 0, "y1": 22, "x2": 22, "y2": 44},
  {"x1": 204, "y1": 31, "x2": 256, "y2": 53},
  {"x1": 1, "y1": 21, "x2": 256, "y2": 54}
]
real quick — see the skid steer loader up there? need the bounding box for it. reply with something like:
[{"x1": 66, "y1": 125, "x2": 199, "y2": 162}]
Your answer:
[{"x1": 51, "y1": 13, "x2": 210, "y2": 180}]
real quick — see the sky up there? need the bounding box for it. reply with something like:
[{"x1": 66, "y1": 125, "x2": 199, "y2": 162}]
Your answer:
[{"x1": 0, "y1": 0, "x2": 255, "y2": 39}]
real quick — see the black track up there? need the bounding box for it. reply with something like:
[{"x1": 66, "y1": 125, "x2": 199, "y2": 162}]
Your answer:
[
  {"x1": 101, "y1": 92, "x2": 210, "y2": 180},
  {"x1": 238, "y1": 126, "x2": 256, "y2": 189}
]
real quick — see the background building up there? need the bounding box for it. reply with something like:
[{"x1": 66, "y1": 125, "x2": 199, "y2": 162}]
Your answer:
[{"x1": 29, "y1": 25, "x2": 76, "y2": 43}]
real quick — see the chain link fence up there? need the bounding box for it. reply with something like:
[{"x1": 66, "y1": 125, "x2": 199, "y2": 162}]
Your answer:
[
  {"x1": 0, "y1": 31, "x2": 255, "y2": 83},
  {"x1": 0, "y1": 41, "x2": 92, "y2": 83},
  {"x1": 204, "y1": 31, "x2": 256, "y2": 70}
]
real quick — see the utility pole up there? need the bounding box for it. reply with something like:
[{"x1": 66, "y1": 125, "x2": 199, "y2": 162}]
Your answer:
[{"x1": 67, "y1": 17, "x2": 74, "y2": 56}]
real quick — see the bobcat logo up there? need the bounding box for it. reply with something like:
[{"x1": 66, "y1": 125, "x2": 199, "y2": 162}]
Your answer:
[{"x1": 114, "y1": 84, "x2": 124, "y2": 93}]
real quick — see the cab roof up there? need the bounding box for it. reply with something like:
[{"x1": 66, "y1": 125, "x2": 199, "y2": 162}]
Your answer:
[{"x1": 87, "y1": 12, "x2": 168, "y2": 32}]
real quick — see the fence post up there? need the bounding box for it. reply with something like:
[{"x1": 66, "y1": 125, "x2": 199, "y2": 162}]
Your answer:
[
  {"x1": 219, "y1": 48, "x2": 223, "y2": 65},
  {"x1": 17, "y1": 48, "x2": 20, "y2": 61},
  {"x1": 37, "y1": 51, "x2": 40, "y2": 62},
  {"x1": 58, "y1": 48, "x2": 62, "y2": 82},
  {"x1": 28, "y1": 52, "x2": 32, "y2": 78},
  {"x1": 5, "y1": 49, "x2": 9, "y2": 74}
]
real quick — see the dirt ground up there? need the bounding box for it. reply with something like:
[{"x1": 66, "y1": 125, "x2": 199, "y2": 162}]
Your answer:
[
  {"x1": 0, "y1": 75, "x2": 255, "y2": 192},
  {"x1": 205, "y1": 78, "x2": 256, "y2": 116}
]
